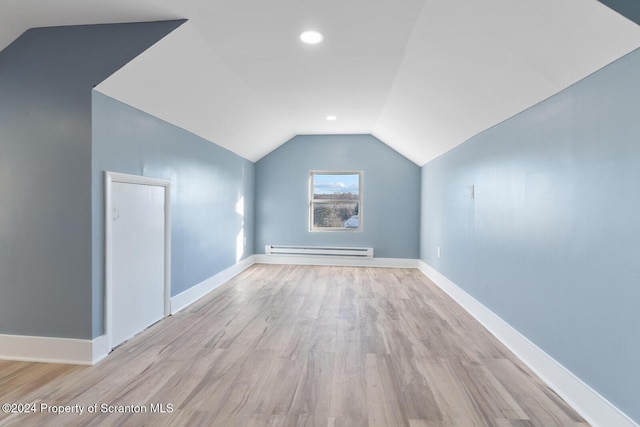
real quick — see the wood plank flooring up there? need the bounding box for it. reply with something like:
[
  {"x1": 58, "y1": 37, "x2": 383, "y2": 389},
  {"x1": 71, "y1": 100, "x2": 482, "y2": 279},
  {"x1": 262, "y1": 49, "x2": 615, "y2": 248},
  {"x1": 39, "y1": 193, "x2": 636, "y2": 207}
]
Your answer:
[{"x1": 0, "y1": 265, "x2": 588, "y2": 426}]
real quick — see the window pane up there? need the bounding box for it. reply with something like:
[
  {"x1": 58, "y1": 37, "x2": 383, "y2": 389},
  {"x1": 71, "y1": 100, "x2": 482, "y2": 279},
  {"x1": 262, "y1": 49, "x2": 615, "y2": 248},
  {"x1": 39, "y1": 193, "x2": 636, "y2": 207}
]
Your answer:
[
  {"x1": 311, "y1": 172, "x2": 361, "y2": 230},
  {"x1": 313, "y1": 202, "x2": 359, "y2": 228},
  {"x1": 313, "y1": 174, "x2": 359, "y2": 199}
]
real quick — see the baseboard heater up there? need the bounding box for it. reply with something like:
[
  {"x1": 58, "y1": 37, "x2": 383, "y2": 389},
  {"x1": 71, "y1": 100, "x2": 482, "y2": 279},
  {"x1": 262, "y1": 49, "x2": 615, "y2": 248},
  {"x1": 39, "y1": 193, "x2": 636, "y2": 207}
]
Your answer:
[{"x1": 265, "y1": 245, "x2": 374, "y2": 258}]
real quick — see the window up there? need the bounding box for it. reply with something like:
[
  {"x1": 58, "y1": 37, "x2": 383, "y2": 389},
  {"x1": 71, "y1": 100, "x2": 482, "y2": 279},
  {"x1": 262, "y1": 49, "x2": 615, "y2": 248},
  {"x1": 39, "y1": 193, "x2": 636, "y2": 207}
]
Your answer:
[{"x1": 310, "y1": 171, "x2": 362, "y2": 231}]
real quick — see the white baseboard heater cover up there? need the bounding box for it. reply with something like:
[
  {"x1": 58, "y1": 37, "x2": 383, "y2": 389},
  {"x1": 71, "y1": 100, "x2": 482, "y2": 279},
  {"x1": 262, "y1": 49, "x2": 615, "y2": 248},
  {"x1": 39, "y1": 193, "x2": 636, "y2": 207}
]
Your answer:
[{"x1": 265, "y1": 245, "x2": 373, "y2": 258}]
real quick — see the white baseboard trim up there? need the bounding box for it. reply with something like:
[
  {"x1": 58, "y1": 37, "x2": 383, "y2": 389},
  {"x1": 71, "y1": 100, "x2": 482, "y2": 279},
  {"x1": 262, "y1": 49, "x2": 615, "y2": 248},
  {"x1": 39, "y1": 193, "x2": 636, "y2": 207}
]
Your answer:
[
  {"x1": 0, "y1": 334, "x2": 109, "y2": 365},
  {"x1": 254, "y1": 254, "x2": 418, "y2": 268},
  {"x1": 0, "y1": 257, "x2": 259, "y2": 366},
  {"x1": 91, "y1": 334, "x2": 109, "y2": 365},
  {"x1": 170, "y1": 255, "x2": 416, "y2": 314},
  {"x1": 416, "y1": 260, "x2": 638, "y2": 427},
  {"x1": 4, "y1": 257, "x2": 634, "y2": 427},
  {"x1": 170, "y1": 255, "x2": 258, "y2": 314}
]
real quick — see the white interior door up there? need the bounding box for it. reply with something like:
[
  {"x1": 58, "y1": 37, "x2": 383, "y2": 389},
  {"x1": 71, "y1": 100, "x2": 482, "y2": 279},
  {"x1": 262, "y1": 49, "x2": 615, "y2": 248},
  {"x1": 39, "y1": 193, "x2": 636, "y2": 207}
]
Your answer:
[{"x1": 110, "y1": 180, "x2": 166, "y2": 349}]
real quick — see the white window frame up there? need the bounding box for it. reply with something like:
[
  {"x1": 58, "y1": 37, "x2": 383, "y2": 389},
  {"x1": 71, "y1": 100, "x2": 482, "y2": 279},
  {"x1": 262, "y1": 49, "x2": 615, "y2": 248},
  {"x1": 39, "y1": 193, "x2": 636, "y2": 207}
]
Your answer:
[{"x1": 309, "y1": 170, "x2": 363, "y2": 232}]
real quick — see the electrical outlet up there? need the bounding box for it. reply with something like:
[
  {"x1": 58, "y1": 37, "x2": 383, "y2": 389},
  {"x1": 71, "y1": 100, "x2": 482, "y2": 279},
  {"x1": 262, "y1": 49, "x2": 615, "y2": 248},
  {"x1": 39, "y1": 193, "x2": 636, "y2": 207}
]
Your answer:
[{"x1": 437, "y1": 247, "x2": 441, "y2": 258}]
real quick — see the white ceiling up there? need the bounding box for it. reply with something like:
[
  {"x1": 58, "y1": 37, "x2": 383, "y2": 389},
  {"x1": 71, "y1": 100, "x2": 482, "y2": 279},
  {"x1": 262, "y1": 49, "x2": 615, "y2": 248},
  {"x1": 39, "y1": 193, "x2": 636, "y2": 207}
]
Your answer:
[{"x1": 2, "y1": 0, "x2": 640, "y2": 165}]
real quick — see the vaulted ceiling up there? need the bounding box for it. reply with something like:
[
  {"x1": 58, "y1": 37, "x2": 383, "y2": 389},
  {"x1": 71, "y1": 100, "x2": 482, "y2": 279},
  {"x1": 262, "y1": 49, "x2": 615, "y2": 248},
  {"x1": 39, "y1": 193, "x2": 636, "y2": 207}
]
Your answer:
[{"x1": 2, "y1": 0, "x2": 640, "y2": 165}]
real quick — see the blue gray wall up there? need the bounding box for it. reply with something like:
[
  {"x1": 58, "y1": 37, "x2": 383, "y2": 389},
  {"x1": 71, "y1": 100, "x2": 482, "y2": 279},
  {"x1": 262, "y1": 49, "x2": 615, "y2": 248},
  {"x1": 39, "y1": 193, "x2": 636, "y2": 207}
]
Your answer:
[
  {"x1": 0, "y1": 22, "x2": 181, "y2": 339},
  {"x1": 598, "y1": 0, "x2": 640, "y2": 25},
  {"x1": 255, "y1": 134, "x2": 420, "y2": 258},
  {"x1": 420, "y1": 47, "x2": 640, "y2": 423},
  {"x1": 92, "y1": 92, "x2": 255, "y2": 338}
]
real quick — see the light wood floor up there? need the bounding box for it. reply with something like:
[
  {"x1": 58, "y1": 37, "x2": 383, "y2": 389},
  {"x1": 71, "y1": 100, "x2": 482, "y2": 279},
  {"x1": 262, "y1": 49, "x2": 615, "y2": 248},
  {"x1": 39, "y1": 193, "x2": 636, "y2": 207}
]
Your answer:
[{"x1": 0, "y1": 265, "x2": 587, "y2": 426}]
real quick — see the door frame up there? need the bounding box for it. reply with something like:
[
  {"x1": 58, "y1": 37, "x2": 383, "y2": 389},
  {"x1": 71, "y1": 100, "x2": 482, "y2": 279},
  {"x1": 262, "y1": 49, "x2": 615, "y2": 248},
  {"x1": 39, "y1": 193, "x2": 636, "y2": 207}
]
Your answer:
[{"x1": 104, "y1": 171, "x2": 171, "y2": 351}]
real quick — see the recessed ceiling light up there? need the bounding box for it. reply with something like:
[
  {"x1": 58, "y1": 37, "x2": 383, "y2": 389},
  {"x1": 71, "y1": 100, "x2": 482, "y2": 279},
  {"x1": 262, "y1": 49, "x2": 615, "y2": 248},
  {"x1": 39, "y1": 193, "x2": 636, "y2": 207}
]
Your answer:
[
  {"x1": 326, "y1": 115, "x2": 337, "y2": 121},
  {"x1": 300, "y1": 30, "x2": 324, "y2": 44}
]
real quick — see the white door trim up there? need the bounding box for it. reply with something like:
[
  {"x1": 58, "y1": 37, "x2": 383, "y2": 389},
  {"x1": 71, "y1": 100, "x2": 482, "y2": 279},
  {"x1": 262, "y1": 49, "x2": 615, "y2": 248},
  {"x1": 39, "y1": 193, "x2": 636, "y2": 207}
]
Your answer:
[{"x1": 104, "y1": 171, "x2": 171, "y2": 352}]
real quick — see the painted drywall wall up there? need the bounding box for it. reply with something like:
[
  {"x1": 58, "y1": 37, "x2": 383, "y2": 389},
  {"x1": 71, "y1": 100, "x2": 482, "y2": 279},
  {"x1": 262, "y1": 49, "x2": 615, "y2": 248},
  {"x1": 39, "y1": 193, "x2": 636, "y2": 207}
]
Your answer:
[
  {"x1": 92, "y1": 92, "x2": 255, "y2": 338},
  {"x1": 0, "y1": 22, "x2": 182, "y2": 339},
  {"x1": 598, "y1": 0, "x2": 640, "y2": 24},
  {"x1": 420, "y1": 47, "x2": 640, "y2": 423},
  {"x1": 255, "y1": 134, "x2": 420, "y2": 258}
]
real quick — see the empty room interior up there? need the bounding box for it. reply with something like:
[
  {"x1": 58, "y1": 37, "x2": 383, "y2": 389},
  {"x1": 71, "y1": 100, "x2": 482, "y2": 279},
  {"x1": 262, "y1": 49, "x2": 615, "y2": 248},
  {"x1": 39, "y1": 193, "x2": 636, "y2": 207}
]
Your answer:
[{"x1": 1, "y1": 0, "x2": 640, "y2": 426}]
